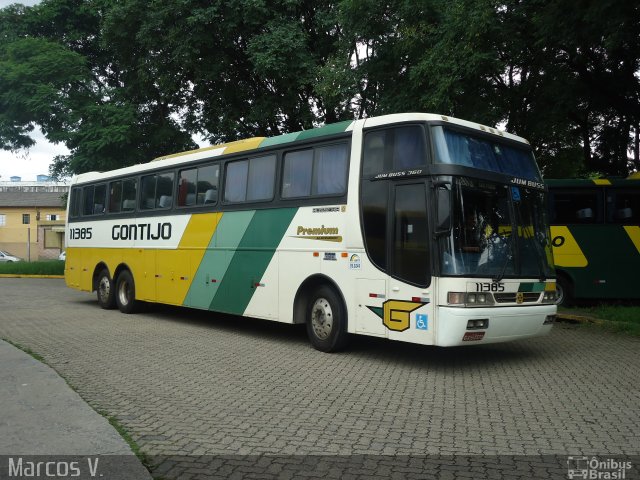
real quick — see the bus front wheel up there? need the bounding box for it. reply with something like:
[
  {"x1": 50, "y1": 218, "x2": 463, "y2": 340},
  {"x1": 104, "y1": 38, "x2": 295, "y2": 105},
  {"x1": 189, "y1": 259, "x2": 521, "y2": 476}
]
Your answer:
[
  {"x1": 96, "y1": 268, "x2": 116, "y2": 310},
  {"x1": 306, "y1": 285, "x2": 349, "y2": 352},
  {"x1": 115, "y1": 270, "x2": 138, "y2": 314}
]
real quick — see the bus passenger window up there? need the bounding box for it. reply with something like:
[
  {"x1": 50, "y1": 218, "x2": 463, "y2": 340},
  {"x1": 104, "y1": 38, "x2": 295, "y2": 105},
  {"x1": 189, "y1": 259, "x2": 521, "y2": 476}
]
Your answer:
[
  {"x1": 140, "y1": 175, "x2": 156, "y2": 210},
  {"x1": 314, "y1": 144, "x2": 348, "y2": 195},
  {"x1": 197, "y1": 164, "x2": 219, "y2": 204},
  {"x1": 550, "y1": 190, "x2": 601, "y2": 224},
  {"x1": 82, "y1": 186, "x2": 95, "y2": 216},
  {"x1": 178, "y1": 169, "x2": 197, "y2": 206},
  {"x1": 156, "y1": 172, "x2": 174, "y2": 209},
  {"x1": 93, "y1": 184, "x2": 106, "y2": 215},
  {"x1": 69, "y1": 187, "x2": 82, "y2": 218},
  {"x1": 282, "y1": 150, "x2": 313, "y2": 198},
  {"x1": 122, "y1": 179, "x2": 137, "y2": 212},
  {"x1": 225, "y1": 160, "x2": 249, "y2": 202},
  {"x1": 609, "y1": 190, "x2": 639, "y2": 224},
  {"x1": 247, "y1": 155, "x2": 276, "y2": 201},
  {"x1": 225, "y1": 156, "x2": 275, "y2": 203},
  {"x1": 109, "y1": 181, "x2": 122, "y2": 213}
]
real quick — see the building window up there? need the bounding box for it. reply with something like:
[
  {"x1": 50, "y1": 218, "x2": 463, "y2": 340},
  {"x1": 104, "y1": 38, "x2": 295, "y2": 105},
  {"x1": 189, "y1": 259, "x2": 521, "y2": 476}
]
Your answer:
[
  {"x1": 0, "y1": 214, "x2": 5, "y2": 226},
  {"x1": 46, "y1": 214, "x2": 58, "y2": 221},
  {"x1": 22, "y1": 214, "x2": 30, "y2": 224}
]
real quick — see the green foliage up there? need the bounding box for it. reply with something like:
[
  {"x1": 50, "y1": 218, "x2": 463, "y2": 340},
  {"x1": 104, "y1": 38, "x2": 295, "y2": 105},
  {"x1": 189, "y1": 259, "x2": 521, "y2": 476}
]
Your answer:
[{"x1": 0, "y1": 0, "x2": 638, "y2": 178}]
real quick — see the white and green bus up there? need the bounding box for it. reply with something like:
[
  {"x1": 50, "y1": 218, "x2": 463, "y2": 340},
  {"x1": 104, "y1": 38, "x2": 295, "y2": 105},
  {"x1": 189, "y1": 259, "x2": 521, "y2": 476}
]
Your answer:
[{"x1": 65, "y1": 113, "x2": 557, "y2": 352}]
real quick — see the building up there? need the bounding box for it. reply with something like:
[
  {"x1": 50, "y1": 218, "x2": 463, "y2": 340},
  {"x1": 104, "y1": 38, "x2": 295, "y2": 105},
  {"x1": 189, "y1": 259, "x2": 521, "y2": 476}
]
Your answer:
[{"x1": 0, "y1": 181, "x2": 69, "y2": 261}]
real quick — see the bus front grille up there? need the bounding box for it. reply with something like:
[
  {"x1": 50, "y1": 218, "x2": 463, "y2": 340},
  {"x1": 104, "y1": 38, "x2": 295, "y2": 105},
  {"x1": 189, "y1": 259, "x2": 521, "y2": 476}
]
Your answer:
[{"x1": 493, "y1": 292, "x2": 542, "y2": 304}]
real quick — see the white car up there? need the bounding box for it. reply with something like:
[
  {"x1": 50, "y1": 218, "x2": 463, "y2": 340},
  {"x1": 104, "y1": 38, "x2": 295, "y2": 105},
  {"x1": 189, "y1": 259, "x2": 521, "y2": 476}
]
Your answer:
[
  {"x1": 0, "y1": 250, "x2": 22, "y2": 262},
  {"x1": 58, "y1": 251, "x2": 66, "y2": 261}
]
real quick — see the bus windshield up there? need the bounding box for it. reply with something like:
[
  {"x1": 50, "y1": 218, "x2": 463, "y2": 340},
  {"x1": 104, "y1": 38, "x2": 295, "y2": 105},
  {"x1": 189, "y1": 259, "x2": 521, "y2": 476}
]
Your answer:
[
  {"x1": 432, "y1": 126, "x2": 541, "y2": 182},
  {"x1": 440, "y1": 178, "x2": 555, "y2": 279}
]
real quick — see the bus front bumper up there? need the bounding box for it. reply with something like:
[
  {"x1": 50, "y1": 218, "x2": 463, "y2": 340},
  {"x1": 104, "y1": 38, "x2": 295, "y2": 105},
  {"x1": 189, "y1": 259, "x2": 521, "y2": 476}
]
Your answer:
[{"x1": 436, "y1": 305, "x2": 556, "y2": 346}]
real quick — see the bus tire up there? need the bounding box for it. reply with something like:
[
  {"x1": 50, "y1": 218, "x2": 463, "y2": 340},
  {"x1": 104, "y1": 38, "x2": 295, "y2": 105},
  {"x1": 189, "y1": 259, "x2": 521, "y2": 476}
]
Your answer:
[
  {"x1": 556, "y1": 275, "x2": 574, "y2": 306},
  {"x1": 96, "y1": 268, "x2": 116, "y2": 309},
  {"x1": 306, "y1": 285, "x2": 349, "y2": 352},
  {"x1": 115, "y1": 270, "x2": 138, "y2": 314}
]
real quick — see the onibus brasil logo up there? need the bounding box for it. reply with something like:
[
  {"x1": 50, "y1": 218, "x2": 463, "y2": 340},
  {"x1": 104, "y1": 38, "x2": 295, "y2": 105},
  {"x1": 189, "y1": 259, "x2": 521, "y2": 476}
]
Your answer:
[{"x1": 567, "y1": 456, "x2": 633, "y2": 479}]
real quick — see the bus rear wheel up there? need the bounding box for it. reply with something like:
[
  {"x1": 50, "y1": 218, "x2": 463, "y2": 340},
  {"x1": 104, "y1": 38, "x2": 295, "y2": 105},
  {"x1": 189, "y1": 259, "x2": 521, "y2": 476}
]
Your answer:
[
  {"x1": 96, "y1": 269, "x2": 116, "y2": 309},
  {"x1": 555, "y1": 275, "x2": 574, "y2": 307},
  {"x1": 115, "y1": 270, "x2": 138, "y2": 314},
  {"x1": 306, "y1": 285, "x2": 349, "y2": 352}
]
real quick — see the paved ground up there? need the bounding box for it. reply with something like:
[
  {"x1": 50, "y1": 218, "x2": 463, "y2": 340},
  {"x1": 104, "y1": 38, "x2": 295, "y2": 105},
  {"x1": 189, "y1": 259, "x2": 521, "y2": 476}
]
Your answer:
[
  {"x1": 0, "y1": 340, "x2": 151, "y2": 479},
  {"x1": 0, "y1": 278, "x2": 638, "y2": 479}
]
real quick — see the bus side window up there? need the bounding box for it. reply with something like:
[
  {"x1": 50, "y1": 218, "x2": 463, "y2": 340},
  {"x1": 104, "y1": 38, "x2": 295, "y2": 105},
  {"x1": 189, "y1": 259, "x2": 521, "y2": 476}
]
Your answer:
[
  {"x1": 82, "y1": 185, "x2": 95, "y2": 216},
  {"x1": 156, "y1": 172, "x2": 174, "y2": 209},
  {"x1": 197, "y1": 164, "x2": 219, "y2": 205},
  {"x1": 69, "y1": 187, "x2": 82, "y2": 218},
  {"x1": 363, "y1": 126, "x2": 426, "y2": 176},
  {"x1": 109, "y1": 181, "x2": 122, "y2": 213},
  {"x1": 314, "y1": 144, "x2": 348, "y2": 195},
  {"x1": 551, "y1": 190, "x2": 602, "y2": 224},
  {"x1": 178, "y1": 169, "x2": 197, "y2": 206},
  {"x1": 93, "y1": 184, "x2": 106, "y2": 215},
  {"x1": 282, "y1": 150, "x2": 313, "y2": 198},
  {"x1": 121, "y1": 179, "x2": 137, "y2": 212},
  {"x1": 225, "y1": 156, "x2": 275, "y2": 203},
  {"x1": 393, "y1": 126, "x2": 426, "y2": 170},
  {"x1": 609, "y1": 190, "x2": 639, "y2": 224},
  {"x1": 363, "y1": 131, "x2": 386, "y2": 176},
  {"x1": 140, "y1": 175, "x2": 156, "y2": 210}
]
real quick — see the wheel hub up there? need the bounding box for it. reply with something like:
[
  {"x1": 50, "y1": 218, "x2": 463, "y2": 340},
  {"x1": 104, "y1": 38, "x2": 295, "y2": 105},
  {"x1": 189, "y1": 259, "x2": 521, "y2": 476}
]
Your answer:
[{"x1": 311, "y1": 298, "x2": 333, "y2": 340}]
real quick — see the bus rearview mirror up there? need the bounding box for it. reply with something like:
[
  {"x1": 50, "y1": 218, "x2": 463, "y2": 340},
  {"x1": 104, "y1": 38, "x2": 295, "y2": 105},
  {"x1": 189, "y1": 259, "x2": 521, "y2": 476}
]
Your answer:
[{"x1": 436, "y1": 186, "x2": 452, "y2": 234}]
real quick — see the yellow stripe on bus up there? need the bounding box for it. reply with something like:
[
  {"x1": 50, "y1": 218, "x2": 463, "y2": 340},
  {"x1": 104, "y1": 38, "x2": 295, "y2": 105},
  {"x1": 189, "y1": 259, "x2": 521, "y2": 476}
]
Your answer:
[
  {"x1": 593, "y1": 179, "x2": 612, "y2": 185},
  {"x1": 156, "y1": 213, "x2": 223, "y2": 306},
  {"x1": 550, "y1": 226, "x2": 588, "y2": 267},
  {"x1": 623, "y1": 226, "x2": 640, "y2": 254}
]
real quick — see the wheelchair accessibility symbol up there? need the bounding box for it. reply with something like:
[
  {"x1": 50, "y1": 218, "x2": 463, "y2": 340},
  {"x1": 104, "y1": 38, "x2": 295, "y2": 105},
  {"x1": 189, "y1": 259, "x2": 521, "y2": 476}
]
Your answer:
[{"x1": 416, "y1": 314, "x2": 428, "y2": 330}]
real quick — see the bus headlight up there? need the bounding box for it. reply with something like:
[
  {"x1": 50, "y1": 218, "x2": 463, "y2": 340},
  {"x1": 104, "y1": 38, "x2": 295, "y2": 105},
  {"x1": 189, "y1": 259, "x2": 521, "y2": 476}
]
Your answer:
[
  {"x1": 447, "y1": 292, "x2": 466, "y2": 305},
  {"x1": 447, "y1": 292, "x2": 495, "y2": 307}
]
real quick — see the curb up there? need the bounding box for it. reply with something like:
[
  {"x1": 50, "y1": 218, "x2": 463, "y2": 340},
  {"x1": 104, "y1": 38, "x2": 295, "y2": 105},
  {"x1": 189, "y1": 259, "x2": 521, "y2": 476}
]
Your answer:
[{"x1": 0, "y1": 274, "x2": 64, "y2": 279}]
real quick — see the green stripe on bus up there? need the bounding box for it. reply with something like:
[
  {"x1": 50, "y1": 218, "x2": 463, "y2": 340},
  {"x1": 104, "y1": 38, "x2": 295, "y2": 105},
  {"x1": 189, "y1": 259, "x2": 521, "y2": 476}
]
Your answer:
[
  {"x1": 258, "y1": 131, "x2": 301, "y2": 148},
  {"x1": 518, "y1": 282, "x2": 545, "y2": 292},
  {"x1": 186, "y1": 211, "x2": 255, "y2": 309},
  {"x1": 296, "y1": 120, "x2": 352, "y2": 141},
  {"x1": 209, "y1": 208, "x2": 297, "y2": 314}
]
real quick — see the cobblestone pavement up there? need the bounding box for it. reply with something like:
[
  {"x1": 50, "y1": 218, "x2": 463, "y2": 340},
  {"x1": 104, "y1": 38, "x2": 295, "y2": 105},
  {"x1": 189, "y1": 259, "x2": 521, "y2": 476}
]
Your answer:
[{"x1": 1, "y1": 278, "x2": 638, "y2": 479}]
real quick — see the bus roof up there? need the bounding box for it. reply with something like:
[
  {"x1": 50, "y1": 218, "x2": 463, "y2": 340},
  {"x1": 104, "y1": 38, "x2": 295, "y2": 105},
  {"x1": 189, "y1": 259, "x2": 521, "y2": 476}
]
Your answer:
[{"x1": 71, "y1": 113, "x2": 530, "y2": 185}]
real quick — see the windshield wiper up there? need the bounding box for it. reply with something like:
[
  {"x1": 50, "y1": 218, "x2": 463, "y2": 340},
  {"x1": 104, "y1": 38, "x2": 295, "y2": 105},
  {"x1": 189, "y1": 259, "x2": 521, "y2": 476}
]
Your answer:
[
  {"x1": 513, "y1": 201, "x2": 547, "y2": 282},
  {"x1": 492, "y1": 233, "x2": 513, "y2": 283}
]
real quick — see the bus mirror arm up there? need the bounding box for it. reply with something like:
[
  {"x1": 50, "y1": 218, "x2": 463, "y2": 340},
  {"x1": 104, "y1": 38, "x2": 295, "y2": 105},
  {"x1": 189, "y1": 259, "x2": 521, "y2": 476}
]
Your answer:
[{"x1": 434, "y1": 183, "x2": 452, "y2": 235}]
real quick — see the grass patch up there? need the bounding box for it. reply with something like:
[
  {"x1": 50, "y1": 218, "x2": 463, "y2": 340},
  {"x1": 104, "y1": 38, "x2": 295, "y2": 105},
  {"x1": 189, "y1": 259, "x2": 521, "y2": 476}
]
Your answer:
[
  {"x1": 559, "y1": 305, "x2": 640, "y2": 336},
  {"x1": 100, "y1": 411, "x2": 151, "y2": 469},
  {"x1": 0, "y1": 260, "x2": 64, "y2": 275},
  {"x1": 3, "y1": 338, "x2": 46, "y2": 362}
]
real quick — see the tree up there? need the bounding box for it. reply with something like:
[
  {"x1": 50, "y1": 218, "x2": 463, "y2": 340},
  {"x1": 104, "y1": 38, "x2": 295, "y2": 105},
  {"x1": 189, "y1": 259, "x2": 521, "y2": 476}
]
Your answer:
[{"x1": 1, "y1": 0, "x2": 638, "y2": 178}]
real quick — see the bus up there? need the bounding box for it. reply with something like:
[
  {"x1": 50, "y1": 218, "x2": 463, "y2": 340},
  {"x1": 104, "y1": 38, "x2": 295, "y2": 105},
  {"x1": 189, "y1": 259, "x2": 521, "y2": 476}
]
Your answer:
[
  {"x1": 64, "y1": 113, "x2": 557, "y2": 352},
  {"x1": 547, "y1": 175, "x2": 640, "y2": 304}
]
